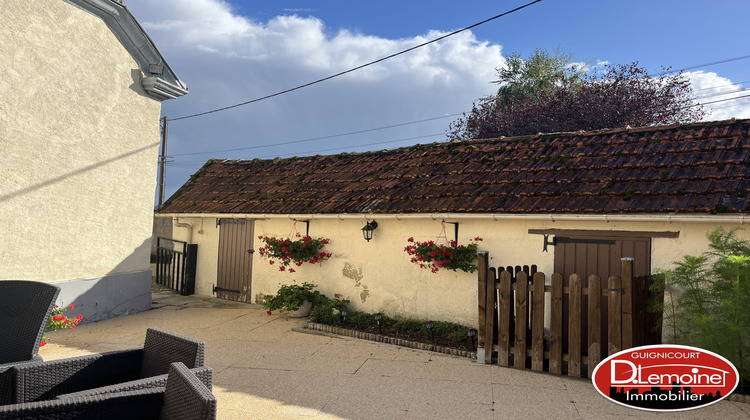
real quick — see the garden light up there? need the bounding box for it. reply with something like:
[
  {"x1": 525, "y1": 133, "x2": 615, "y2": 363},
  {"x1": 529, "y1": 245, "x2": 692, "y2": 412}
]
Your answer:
[
  {"x1": 340, "y1": 308, "x2": 348, "y2": 324},
  {"x1": 467, "y1": 328, "x2": 477, "y2": 351},
  {"x1": 374, "y1": 312, "x2": 383, "y2": 334},
  {"x1": 425, "y1": 320, "x2": 435, "y2": 346}
]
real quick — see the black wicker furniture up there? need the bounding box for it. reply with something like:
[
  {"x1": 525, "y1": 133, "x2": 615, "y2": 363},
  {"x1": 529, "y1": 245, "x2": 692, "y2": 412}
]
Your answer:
[
  {"x1": 1, "y1": 328, "x2": 205, "y2": 404},
  {"x1": 0, "y1": 362, "x2": 217, "y2": 420},
  {"x1": 0, "y1": 281, "x2": 60, "y2": 373}
]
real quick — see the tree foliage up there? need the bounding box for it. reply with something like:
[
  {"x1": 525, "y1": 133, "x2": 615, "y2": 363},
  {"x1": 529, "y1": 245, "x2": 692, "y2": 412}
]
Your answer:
[
  {"x1": 651, "y1": 228, "x2": 750, "y2": 393},
  {"x1": 448, "y1": 48, "x2": 705, "y2": 140}
]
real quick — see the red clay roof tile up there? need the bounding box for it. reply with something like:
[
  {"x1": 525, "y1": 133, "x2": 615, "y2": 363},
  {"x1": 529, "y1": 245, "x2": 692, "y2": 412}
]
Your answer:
[{"x1": 160, "y1": 119, "x2": 750, "y2": 215}]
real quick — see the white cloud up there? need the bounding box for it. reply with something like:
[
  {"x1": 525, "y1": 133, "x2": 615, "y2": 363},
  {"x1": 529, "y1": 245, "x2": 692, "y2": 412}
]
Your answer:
[
  {"x1": 123, "y1": 0, "x2": 750, "y2": 200},
  {"x1": 124, "y1": 0, "x2": 503, "y2": 197},
  {"x1": 686, "y1": 71, "x2": 750, "y2": 120}
]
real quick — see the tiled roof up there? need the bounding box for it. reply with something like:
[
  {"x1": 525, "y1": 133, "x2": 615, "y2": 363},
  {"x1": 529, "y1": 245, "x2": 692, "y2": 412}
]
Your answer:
[{"x1": 159, "y1": 119, "x2": 750, "y2": 215}]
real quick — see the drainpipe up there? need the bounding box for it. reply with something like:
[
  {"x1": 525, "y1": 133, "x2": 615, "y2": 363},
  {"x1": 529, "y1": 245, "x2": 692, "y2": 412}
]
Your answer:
[{"x1": 172, "y1": 217, "x2": 193, "y2": 244}]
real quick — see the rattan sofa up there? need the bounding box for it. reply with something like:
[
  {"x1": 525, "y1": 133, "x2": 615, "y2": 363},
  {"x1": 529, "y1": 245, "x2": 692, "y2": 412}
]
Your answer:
[
  {"x1": 0, "y1": 281, "x2": 60, "y2": 373},
  {"x1": 0, "y1": 362, "x2": 217, "y2": 420},
  {"x1": 0, "y1": 328, "x2": 205, "y2": 405}
]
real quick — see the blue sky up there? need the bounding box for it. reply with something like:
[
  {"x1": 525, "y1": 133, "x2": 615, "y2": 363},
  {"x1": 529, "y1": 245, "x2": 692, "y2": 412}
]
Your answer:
[{"x1": 125, "y1": 0, "x2": 750, "y2": 201}]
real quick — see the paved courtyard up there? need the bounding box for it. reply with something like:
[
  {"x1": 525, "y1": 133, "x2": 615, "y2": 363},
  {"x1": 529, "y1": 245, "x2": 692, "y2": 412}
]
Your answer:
[{"x1": 39, "y1": 290, "x2": 750, "y2": 419}]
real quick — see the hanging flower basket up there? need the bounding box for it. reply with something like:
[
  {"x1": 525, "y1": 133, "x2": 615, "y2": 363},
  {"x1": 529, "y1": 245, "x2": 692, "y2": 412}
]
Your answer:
[
  {"x1": 257, "y1": 235, "x2": 331, "y2": 273},
  {"x1": 404, "y1": 237, "x2": 483, "y2": 273}
]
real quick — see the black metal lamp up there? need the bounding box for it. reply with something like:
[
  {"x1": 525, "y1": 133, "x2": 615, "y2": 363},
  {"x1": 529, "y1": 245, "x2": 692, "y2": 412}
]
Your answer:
[
  {"x1": 374, "y1": 312, "x2": 383, "y2": 334},
  {"x1": 361, "y1": 220, "x2": 378, "y2": 242},
  {"x1": 425, "y1": 321, "x2": 435, "y2": 347},
  {"x1": 340, "y1": 308, "x2": 348, "y2": 324},
  {"x1": 467, "y1": 328, "x2": 477, "y2": 351}
]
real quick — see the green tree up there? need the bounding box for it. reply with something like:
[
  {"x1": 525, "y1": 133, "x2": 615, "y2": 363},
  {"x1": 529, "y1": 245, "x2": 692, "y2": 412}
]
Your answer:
[
  {"x1": 448, "y1": 48, "x2": 705, "y2": 140},
  {"x1": 652, "y1": 227, "x2": 750, "y2": 393}
]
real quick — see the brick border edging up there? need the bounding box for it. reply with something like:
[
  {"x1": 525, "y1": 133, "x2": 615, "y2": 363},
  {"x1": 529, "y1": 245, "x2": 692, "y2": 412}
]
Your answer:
[
  {"x1": 300, "y1": 323, "x2": 750, "y2": 403},
  {"x1": 303, "y1": 322, "x2": 477, "y2": 360}
]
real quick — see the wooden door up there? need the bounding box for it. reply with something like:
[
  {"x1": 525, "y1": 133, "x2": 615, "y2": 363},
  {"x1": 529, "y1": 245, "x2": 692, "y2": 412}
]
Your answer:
[
  {"x1": 216, "y1": 218, "x2": 253, "y2": 302},
  {"x1": 554, "y1": 234, "x2": 651, "y2": 357}
]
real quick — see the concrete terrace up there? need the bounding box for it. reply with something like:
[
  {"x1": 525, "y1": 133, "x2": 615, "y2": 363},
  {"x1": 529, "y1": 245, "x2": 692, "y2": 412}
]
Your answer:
[{"x1": 39, "y1": 290, "x2": 750, "y2": 419}]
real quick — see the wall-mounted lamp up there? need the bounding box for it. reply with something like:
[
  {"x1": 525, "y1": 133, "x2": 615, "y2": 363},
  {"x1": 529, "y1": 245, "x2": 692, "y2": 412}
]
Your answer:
[{"x1": 361, "y1": 220, "x2": 378, "y2": 242}]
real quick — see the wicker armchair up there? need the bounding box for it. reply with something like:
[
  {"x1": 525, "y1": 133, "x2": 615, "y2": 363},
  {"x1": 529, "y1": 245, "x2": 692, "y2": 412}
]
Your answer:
[
  {"x1": 0, "y1": 362, "x2": 217, "y2": 420},
  {"x1": 0, "y1": 281, "x2": 60, "y2": 372},
  {"x1": 1, "y1": 328, "x2": 205, "y2": 404}
]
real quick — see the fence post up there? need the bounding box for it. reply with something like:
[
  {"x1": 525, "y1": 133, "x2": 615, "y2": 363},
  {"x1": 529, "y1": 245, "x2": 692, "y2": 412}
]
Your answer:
[
  {"x1": 477, "y1": 251, "x2": 489, "y2": 364},
  {"x1": 587, "y1": 275, "x2": 601, "y2": 379},
  {"x1": 620, "y1": 257, "x2": 634, "y2": 350},
  {"x1": 568, "y1": 274, "x2": 582, "y2": 377},
  {"x1": 607, "y1": 275, "x2": 622, "y2": 356}
]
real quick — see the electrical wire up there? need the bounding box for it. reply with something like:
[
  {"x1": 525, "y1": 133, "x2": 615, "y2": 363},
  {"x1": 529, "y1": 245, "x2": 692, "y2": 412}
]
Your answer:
[
  {"x1": 166, "y1": 132, "x2": 445, "y2": 164},
  {"x1": 171, "y1": 113, "x2": 462, "y2": 157},
  {"x1": 169, "y1": 0, "x2": 543, "y2": 122},
  {"x1": 164, "y1": 93, "x2": 750, "y2": 166}
]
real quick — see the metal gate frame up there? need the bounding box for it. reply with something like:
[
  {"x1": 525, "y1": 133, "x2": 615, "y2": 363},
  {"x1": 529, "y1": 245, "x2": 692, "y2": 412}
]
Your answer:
[{"x1": 156, "y1": 237, "x2": 197, "y2": 295}]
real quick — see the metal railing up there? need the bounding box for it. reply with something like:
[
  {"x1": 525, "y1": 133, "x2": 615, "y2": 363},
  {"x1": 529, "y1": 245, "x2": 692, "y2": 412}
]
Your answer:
[{"x1": 155, "y1": 237, "x2": 197, "y2": 295}]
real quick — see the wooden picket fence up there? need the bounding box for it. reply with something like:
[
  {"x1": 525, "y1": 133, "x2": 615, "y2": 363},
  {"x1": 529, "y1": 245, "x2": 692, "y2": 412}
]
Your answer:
[{"x1": 477, "y1": 252, "x2": 635, "y2": 378}]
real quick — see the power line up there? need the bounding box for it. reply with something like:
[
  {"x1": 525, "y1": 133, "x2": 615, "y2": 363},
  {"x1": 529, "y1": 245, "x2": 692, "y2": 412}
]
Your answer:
[
  {"x1": 167, "y1": 132, "x2": 445, "y2": 164},
  {"x1": 171, "y1": 113, "x2": 462, "y2": 157},
  {"x1": 659, "y1": 54, "x2": 750, "y2": 76},
  {"x1": 165, "y1": 93, "x2": 750, "y2": 164},
  {"x1": 169, "y1": 0, "x2": 543, "y2": 122}
]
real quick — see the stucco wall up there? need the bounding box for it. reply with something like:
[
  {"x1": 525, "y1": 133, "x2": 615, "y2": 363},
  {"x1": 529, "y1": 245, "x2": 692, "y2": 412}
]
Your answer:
[
  {"x1": 166, "y1": 214, "x2": 750, "y2": 328},
  {"x1": 0, "y1": 1, "x2": 161, "y2": 301}
]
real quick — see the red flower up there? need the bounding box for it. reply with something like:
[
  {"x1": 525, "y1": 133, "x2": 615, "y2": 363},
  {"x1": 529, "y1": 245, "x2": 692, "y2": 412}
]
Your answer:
[
  {"x1": 39, "y1": 341, "x2": 46, "y2": 347},
  {"x1": 321, "y1": 239, "x2": 329, "y2": 244},
  {"x1": 266, "y1": 310, "x2": 272, "y2": 316},
  {"x1": 68, "y1": 304, "x2": 75, "y2": 309},
  {"x1": 430, "y1": 250, "x2": 440, "y2": 257},
  {"x1": 288, "y1": 269, "x2": 296, "y2": 273},
  {"x1": 52, "y1": 315, "x2": 65, "y2": 322},
  {"x1": 334, "y1": 293, "x2": 341, "y2": 299},
  {"x1": 269, "y1": 260, "x2": 275, "y2": 265},
  {"x1": 443, "y1": 249, "x2": 451, "y2": 256},
  {"x1": 63, "y1": 319, "x2": 70, "y2": 325},
  {"x1": 473, "y1": 236, "x2": 484, "y2": 242},
  {"x1": 70, "y1": 324, "x2": 76, "y2": 329},
  {"x1": 76, "y1": 314, "x2": 83, "y2": 320},
  {"x1": 279, "y1": 266, "x2": 286, "y2": 271},
  {"x1": 407, "y1": 237, "x2": 414, "y2": 243},
  {"x1": 281, "y1": 247, "x2": 289, "y2": 252}
]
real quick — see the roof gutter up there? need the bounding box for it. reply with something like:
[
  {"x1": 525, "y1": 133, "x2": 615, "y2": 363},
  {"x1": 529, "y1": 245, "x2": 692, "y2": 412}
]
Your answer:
[
  {"x1": 155, "y1": 213, "x2": 750, "y2": 225},
  {"x1": 66, "y1": 0, "x2": 188, "y2": 101}
]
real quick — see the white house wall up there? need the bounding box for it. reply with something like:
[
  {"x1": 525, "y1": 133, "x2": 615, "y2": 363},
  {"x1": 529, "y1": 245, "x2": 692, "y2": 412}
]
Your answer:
[
  {"x1": 167, "y1": 214, "x2": 750, "y2": 328},
  {"x1": 1, "y1": 0, "x2": 162, "y2": 322}
]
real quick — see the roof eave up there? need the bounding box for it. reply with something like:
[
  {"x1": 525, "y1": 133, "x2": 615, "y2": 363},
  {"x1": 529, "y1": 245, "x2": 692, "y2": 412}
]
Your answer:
[{"x1": 66, "y1": 0, "x2": 188, "y2": 101}]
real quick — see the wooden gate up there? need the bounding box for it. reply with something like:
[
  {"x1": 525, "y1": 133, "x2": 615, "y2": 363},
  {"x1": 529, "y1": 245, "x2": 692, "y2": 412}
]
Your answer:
[
  {"x1": 215, "y1": 218, "x2": 253, "y2": 302},
  {"x1": 477, "y1": 253, "x2": 636, "y2": 378}
]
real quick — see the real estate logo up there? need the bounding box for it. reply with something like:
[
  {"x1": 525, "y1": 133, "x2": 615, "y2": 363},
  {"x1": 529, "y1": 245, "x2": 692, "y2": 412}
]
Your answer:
[{"x1": 592, "y1": 344, "x2": 739, "y2": 411}]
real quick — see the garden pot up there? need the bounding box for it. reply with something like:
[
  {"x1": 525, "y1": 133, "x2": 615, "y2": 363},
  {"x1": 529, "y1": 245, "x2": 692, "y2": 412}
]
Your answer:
[
  {"x1": 287, "y1": 301, "x2": 312, "y2": 317},
  {"x1": 433, "y1": 259, "x2": 452, "y2": 267}
]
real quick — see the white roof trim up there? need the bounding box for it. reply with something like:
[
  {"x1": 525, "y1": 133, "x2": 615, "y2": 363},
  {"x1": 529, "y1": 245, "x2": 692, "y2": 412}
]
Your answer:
[{"x1": 65, "y1": 0, "x2": 188, "y2": 101}]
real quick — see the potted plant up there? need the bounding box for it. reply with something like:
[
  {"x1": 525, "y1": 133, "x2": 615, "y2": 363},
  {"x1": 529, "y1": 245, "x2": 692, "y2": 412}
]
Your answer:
[
  {"x1": 261, "y1": 281, "x2": 324, "y2": 317},
  {"x1": 41, "y1": 303, "x2": 83, "y2": 347},
  {"x1": 257, "y1": 235, "x2": 332, "y2": 273},
  {"x1": 404, "y1": 237, "x2": 483, "y2": 273}
]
